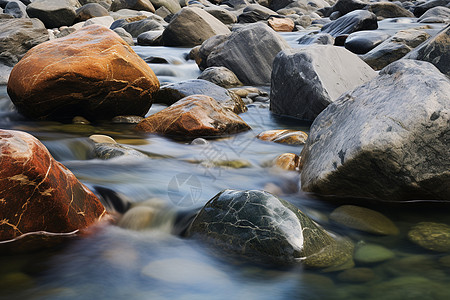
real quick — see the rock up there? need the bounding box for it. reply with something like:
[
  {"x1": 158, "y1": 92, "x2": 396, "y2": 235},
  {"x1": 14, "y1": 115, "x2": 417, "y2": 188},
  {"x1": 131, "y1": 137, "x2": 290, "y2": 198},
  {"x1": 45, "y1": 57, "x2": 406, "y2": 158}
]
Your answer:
[
  {"x1": 0, "y1": 63, "x2": 12, "y2": 85},
  {"x1": 320, "y1": 10, "x2": 378, "y2": 37},
  {"x1": 113, "y1": 27, "x2": 134, "y2": 45},
  {"x1": 238, "y1": 4, "x2": 277, "y2": 23},
  {"x1": 270, "y1": 45, "x2": 376, "y2": 121},
  {"x1": 0, "y1": 18, "x2": 49, "y2": 67},
  {"x1": 337, "y1": 268, "x2": 375, "y2": 283},
  {"x1": 150, "y1": 0, "x2": 181, "y2": 14},
  {"x1": 418, "y1": 6, "x2": 450, "y2": 23},
  {"x1": 162, "y1": 7, "x2": 230, "y2": 47},
  {"x1": 323, "y1": 0, "x2": 368, "y2": 17},
  {"x1": 153, "y1": 79, "x2": 246, "y2": 114},
  {"x1": 268, "y1": 17, "x2": 295, "y2": 32},
  {"x1": 354, "y1": 243, "x2": 395, "y2": 264},
  {"x1": 122, "y1": 18, "x2": 165, "y2": 37},
  {"x1": 91, "y1": 138, "x2": 146, "y2": 159},
  {"x1": 344, "y1": 30, "x2": 390, "y2": 54},
  {"x1": 404, "y1": 24, "x2": 449, "y2": 77},
  {"x1": 367, "y1": 2, "x2": 414, "y2": 20},
  {"x1": 83, "y1": 15, "x2": 115, "y2": 27},
  {"x1": 300, "y1": 60, "x2": 450, "y2": 201},
  {"x1": 75, "y1": 3, "x2": 109, "y2": 22},
  {"x1": 204, "y1": 22, "x2": 291, "y2": 86},
  {"x1": 197, "y1": 66, "x2": 243, "y2": 89},
  {"x1": 26, "y1": 0, "x2": 78, "y2": 29},
  {"x1": 111, "y1": 115, "x2": 143, "y2": 123},
  {"x1": 196, "y1": 34, "x2": 229, "y2": 71},
  {"x1": 257, "y1": 129, "x2": 308, "y2": 145},
  {"x1": 187, "y1": 189, "x2": 353, "y2": 267},
  {"x1": 135, "y1": 95, "x2": 251, "y2": 137},
  {"x1": 297, "y1": 32, "x2": 334, "y2": 45},
  {"x1": 0, "y1": 129, "x2": 106, "y2": 242},
  {"x1": 408, "y1": 222, "x2": 450, "y2": 252},
  {"x1": 155, "y1": 6, "x2": 171, "y2": 20},
  {"x1": 204, "y1": 6, "x2": 237, "y2": 25},
  {"x1": 413, "y1": 0, "x2": 450, "y2": 17},
  {"x1": 136, "y1": 30, "x2": 163, "y2": 46},
  {"x1": 7, "y1": 25, "x2": 160, "y2": 122},
  {"x1": 4, "y1": 0, "x2": 27, "y2": 18},
  {"x1": 362, "y1": 28, "x2": 430, "y2": 70},
  {"x1": 329, "y1": 205, "x2": 399, "y2": 235},
  {"x1": 273, "y1": 153, "x2": 301, "y2": 171},
  {"x1": 110, "y1": 0, "x2": 155, "y2": 13}
]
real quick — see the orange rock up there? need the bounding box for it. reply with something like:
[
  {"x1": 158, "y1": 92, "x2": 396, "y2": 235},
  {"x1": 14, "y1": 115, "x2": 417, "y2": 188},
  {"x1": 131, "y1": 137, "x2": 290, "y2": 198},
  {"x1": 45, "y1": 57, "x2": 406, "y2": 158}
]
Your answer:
[
  {"x1": 257, "y1": 129, "x2": 308, "y2": 145},
  {"x1": 268, "y1": 17, "x2": 295, "y2": 32},
  {"x1": 135, "y1": 94, "x2": 251, "y2": 137},
  {"x1": 7, "y1": 25, "x2": 160, "y2": 121},
  {"x1": 0, "y1": 130, "x2": 106, "y2": 242},
  {"x1": 274, "y1": 153, "x2": 301, "y2": 171}
]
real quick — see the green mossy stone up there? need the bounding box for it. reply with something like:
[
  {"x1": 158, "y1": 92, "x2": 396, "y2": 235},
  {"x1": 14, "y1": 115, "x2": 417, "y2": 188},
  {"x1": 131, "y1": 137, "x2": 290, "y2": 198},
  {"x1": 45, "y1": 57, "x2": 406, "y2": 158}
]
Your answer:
[{"x1": 407, "y1": 222, "x2": 450, "y2": 252}]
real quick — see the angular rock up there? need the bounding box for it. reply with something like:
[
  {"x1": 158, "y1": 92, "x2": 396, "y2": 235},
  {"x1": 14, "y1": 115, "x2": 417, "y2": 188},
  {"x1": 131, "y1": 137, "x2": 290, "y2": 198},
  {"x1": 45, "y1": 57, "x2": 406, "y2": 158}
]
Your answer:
[
  {"x1": 204, "y1": 6, "x2": 237, "y2": 25},
  {"x1": 110, "y1": 0, "x2": 155, "y2": 13},
  {"x1": 418, "y1": 6, "x2": 450, "y2": 23},
  {"x1": 300, "y1": 60, "x2": 450, "y2": 201},
  {"x1": 75, "y1": 3, "x2": 109, "y2": 22},
  {"x1": 153, "y1": 79, "x2": 246, "y2": 114},
  {"x1": 122, "y1": 18, "x2": 164, "y2": 37},
  {"x1": 4, "y1": 0, "x2": 27, "y2": 18},
  {"x1": 405, "y1": 25, "x2": 449, "y2": 77},
  {"x1": 0, "y1": 129, "x2": 106, "y2": 242},
  {"x1": 344, "y1": 30, "x2": 391, "y2": 54},
  {"x1": 408, "y1": 222, "x2": 450, "y2": 252},
  {"x1": 270, "y1": 45, "x2": 376, "y2": 121},
  {"x1": 162, "y1": 7, "x2": 230, "y2": 47},
  {"x1": 268, "y1": 17, "x2": 295, "y2": 32},
  {"x1": 367, "y1": 2, "x2": 414, "y2": 20},
  {"x1": 0, "y1": 18, "x2": 49, "y2": 67},
  {"x1": 205, "y1": 22, "x2": 291, "y2": 86},
  {"x1": 320, "y1": 10, "x2": 378, "y2": 37},
  {"x1": 187, "y1": 189, "x2": 353, "y2": 267},
  {"x1": 197, "y1": 67, "x2": 242, "y2": 89},
  {"x1": 7, "y1": 25, "x2": 160, "y2": 121},
  {"x1": 150, "y1": 0, "x2": 180, "y2": 14},
  {"x1": 196, "y1": 34, "x2": 230, "y2": 71},
  {"x1": 26, "y1": 0, "x2": 78, "y2": 29},
  {"x1": 135, "y1": 95, "x2": 250, "y2": 137},
  {"x1": 257, "y1": 129, "x2": 308, "y2": 145}
]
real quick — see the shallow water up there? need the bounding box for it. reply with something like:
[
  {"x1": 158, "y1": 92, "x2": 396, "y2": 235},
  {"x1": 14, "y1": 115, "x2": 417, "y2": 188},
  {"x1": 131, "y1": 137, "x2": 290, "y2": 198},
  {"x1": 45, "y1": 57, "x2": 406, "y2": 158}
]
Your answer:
[{"x1": 1, "y1": 25, "x2": 450, "y2": 300}]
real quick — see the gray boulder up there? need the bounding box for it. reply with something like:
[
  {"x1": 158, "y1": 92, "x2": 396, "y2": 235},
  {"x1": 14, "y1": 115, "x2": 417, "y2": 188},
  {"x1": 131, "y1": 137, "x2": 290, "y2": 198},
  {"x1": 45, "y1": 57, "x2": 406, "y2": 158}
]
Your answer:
[
  {"x1": 418, "y1": 6, "x2": 450, "y2": 23},
  {"x1": 149, "y1": 0, "x2": 180, "y2": 14},
  {"x1": 75, "y1": 3, "x2": 109, "y2": 22},
  {"x1": 270, "y1": 45, "x2": 376, "y2": 121},
  {"x1": 413, "y1": 0, "x2": 450, "y2": 17},
  {"x1": 83, "y1": 15, "x2": 114, "y2": 27},
  {"x1": 297, "y1": 32, "x2": 334, "y2": 45},
  {"x1": 321, "y1": 9, "x2": 378, "y2": 37},
  {"x1": 367, "y1": 2, "x2": 414, "y2": 20},
  {"x1": 198, "y1": 66, "x2": 242, "y2": 89},
  {"x1": 321, "y1": 0, "x2": 368, "y2": 17},
  {"x1": 26, "y1": 0, "x2": 78, "y2": 28},
  {"x1": 110, "y1": 0, "x2": 155, "y2": 13},
  {"x1": 113, "y1": 27, "x2": 134, "y2": 45},
  {"x1": 204, "y1": 6, "x2": 237, "y2": 25},
  {"x1": 162, "y1": 7, "x2": 230, "y2": 47},
  {"x1": 4, "y1": 0, "x2": 27, "y2": 18},
  {"x1": 205, "y1": 22, "x2": 291, "y2": 86},
  {"x1": 300, "y1": 60, "x2": 450, "y2": 201},
  {"x1": 137, "y1": 30, "x2": 163, "y2": 46},
  {"x1": 0, "y1": 18, "x2": 49, "y2": 66},
  {"x1": 237, "y1": 4, "x2": 277, "y2": 23},
  {"x1": 344, "y1": 30, "x2": 391, "y2": 54},
  {"x1": 122, "y1": 18, "x2": 164, "y2": 37}
]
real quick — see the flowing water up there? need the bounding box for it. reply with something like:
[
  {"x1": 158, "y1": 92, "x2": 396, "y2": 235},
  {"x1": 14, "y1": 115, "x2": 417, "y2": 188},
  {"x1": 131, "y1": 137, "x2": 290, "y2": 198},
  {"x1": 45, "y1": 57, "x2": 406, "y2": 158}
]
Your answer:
[{"x1": 1, "y1": 23, "x2": 450, "y2": 300}]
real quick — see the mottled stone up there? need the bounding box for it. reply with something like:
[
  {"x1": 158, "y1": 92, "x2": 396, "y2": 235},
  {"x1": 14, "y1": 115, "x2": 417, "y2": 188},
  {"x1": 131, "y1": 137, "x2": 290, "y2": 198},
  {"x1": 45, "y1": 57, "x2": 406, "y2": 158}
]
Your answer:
[
  {"x1": 7, "y1": 25, "x2": 159, "y2": 122},
  {"x1": 257, "y1": 130, "x2": 308, "y2": 145},
  {"x1": 408, "y1": 222, "x2": 450, "y2": 252},
  {"x1": 274, "y1": 153, "x2": 301, "y2": 171},
  {"x1": 4, "y1": 0, "x2": 28, "y2": 18},
  {"x1": 135, "y1": 95, "x2": 251, "y2": 137},
  {"x1": 150, "y1": 0, "x2": 181, "y2": 14}
]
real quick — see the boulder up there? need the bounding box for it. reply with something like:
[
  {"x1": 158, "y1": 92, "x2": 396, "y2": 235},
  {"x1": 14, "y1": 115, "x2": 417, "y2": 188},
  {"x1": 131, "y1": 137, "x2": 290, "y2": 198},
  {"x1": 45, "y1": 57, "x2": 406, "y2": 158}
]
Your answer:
[
  {"x1": 297, "y1": 32, "x2": 334, "y2": 45},
  {"x1": 162, "y1": 7, "x2": 230, "y2": 47},
  {"x1": 110, "y1": 0, "x2": 155, "y2": 13},
  {"x1": 408, "y1": 222, "x2": 450, "y2": 252},
  {"x1": 413, "y1": 0, "x2": 450, "y2": 17},
  {"x1": 237, "y1": 4, "x2": 277, "y2": 23},
  {"x1": 75, "y1": 3, "x2": 109, "y2": 22},
  {"x1": 122, "y1": 18, "x2": 164, "y2": 37},
  {"x1": 205, "y1": 22, "x2": 291, "y2": 86},
  {"x1": 135, "y1": 95, "x2": 251, "y2": 137},
  {"x1": 0, "y1": 129, "x2": 106, "y2": 242},
  {"x1": 268, "y1": 17, "x2": 295, "y2": 32},
  {"x1": 300, "y1": 60, "x2": 450, "y2": 201},
  {"x1": 404, "y1": 25, "x2": 449, "y2": 77},
  {"x1": 197, "y1": 67, "x2": 243, "y2": 89},
  {"x1": 153, "y1": 79, "x2": 246, "y2": 113},
  {"x1": 26, "y1": 0, "x2": 78, "y2": 29},
  {"x1": 204, "y1": 6, "x2": 237, "y2": 25},
  {"x1": 367, "y1": 2, "x2": 414, "y2": 20},
  {"x1": 418, "y1": 6, "x2": 450, "y2": 23},
  {"x1": 257, "y1": 129, "x2": 308, "y2": 145},
  {"x1": 136, "y1": 30, "x2": 163, "y2": 46},
  {"x1": 4, "y1": 0, "x2": 27, "y2": 18},
  {"x1": 187, "y1": 189, "x2": 354, "y2": 267},
  {"x1": 344, "y1": 30, "x2": 390, "y2": 54},
  {"x1": 320, "y1": 10, "x2": 378, "y2": 37},
  {"x1": 7, "y1": 25, "x2": 160, "y2": 121},
  {"x1": 150, "y1": 0, "x2": 181, "y2": 14},
  {"x1": 322, "y1": 0, "x2": 368, "y2": 17},
  {"x1": 114, "y1": 27, "x2": 134, "y2": 45},
  {"x1": 83, "y1": 15, "x2": 115, "y2": 27},
  {"x1": 273, "y1": 153, "x2": 301, "y2": 171},
  {"x1": 270, "y1": 45, "x2": 376, "y2": 121},
  {"x1": 0, "y1": 18, "x2": 49, "y2": 67}
]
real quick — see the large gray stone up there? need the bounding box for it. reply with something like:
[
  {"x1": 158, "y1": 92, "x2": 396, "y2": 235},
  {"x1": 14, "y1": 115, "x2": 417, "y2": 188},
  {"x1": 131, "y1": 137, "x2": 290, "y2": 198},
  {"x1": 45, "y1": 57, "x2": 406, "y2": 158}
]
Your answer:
[
  {"x1": 149, "y1": 0, "x2": 180, "y2": 14},
  {"x1": 300, "y1": 60, "x2": 450, "y2": 201},
  {"x1": 26, "y1": 0, "x2": 79, "y2": 29},
  {"x1": 75, "y1": 3, "x2": 109, "y2": 22},
  {"x1": 413, "y1": 0, "x2": 450, "y2": 17},
  {"x1": 367, "y1": 2, "x2": 414, "y2": 20},
  {"x1": 205, "y1": 22, "x2": 291, "y2": 86},
  {"x1": 322, "y1": 0, "x2": 368, "y2": 17},
  {"x1": 270, "y1": 45, "x2": 376, "y2": 121},
  {"x1": 320, "y1": 9, "x2": 378, "y2": 37},
  {"x1": 110, "y1": 0, "x2": 155, "y2": 13},
  {"x1": 162, "y1": 7, "x2": 230, "y2": 47},
  {"x1": 204, "y1": 6, "x2": 237, "y2": 25},
  {"x1": 122, "y1": 18, "x2": 164, "y2": 37},
  {"x1": 198, "y1": 66, "x2": 242, "y2": 89},
  {"x1": 237, "y1": 4, "x2": 277, "y2": 23},
  {"x1": 418, "y1": 6, "x2": 450, "y2": 23}
]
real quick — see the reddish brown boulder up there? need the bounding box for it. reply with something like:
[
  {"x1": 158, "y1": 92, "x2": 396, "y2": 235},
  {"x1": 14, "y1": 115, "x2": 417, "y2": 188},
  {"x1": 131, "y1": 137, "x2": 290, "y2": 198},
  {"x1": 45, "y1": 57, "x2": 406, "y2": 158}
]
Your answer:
[
  {"x1": 7, "y1": 25, "x2": 160, "y2": 122},
  {"x1": 135, "y1": 95, "x2": 251, "y2": 137},
  {"x1": 268, "y1": 17, "x2": 295, "y2": 32},
  {"x1": 274, "y1": 153, "x2": 301, "y2": 171},
  {"x1": 0, "y1": 129, "x2": 106, "y2": 242}
]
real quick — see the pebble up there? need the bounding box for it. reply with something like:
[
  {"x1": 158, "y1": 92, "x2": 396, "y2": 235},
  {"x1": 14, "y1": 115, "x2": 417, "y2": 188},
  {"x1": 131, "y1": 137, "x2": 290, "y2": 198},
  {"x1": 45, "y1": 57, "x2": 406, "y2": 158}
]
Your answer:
[{"x1": 354, "y1": 243, "x2": 395, "y2": 264}]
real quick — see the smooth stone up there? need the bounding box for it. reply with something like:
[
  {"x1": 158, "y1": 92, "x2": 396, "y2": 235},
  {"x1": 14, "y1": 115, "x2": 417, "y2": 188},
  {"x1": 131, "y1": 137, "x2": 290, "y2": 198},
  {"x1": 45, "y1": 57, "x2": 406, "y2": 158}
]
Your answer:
[
  {"x1": 257, "y1": 129, "x2": 308, "y2": 145},
  {"x1": 136, "y1": 30, "x2": 163, "y2": 46},
  {"x1": 190, "y1": 137, "x2": 209, "y2": 145},
  {"x1": 72, "y1": 116, "x2": 90, "y2": 124},
  {"x1": 197, "y1": 66, "x2": 243, "y2": 89},
  {"x1": 75, "y1": 3, "x2": 109, "y2": 22},
  {"x1": 414, "y1": 0, "x2": 450, "y2": 17},
  {"x1": 89, "y1": 134, "x2": 117, "y2": 144},
  {"x1": 238, "y1": 4, "x2": 278, "y2": 24},
  {"x1": 321, "y1": 0, "x2": 368, "y2": 17},
  {"x1": 26, "y1": 0, "x2": 78, "y2": 29},
  {"x1": 320, "y1": 10, "x2": 378, "y2": 37},
  {"x1": 0, "y1": 63, "x2": 12, "y2": 85},
  {"x1": 344, "y1": 30, "x2": 391, "y2": 54},
  {"x1": 354, "y1": 243, "x2": 395, "y2": 264},
  {"x1": 337, "y1": 267, "x2": 376, "y2": 283},
  {"x1": 93, "y1": 142, "x2": 147, "y2": 159},
  {"x1": 83, "y1": 15, "x2": 115, "y2": 27},
  {"x1": 297, "y1": 32, "x2": 334, "y2": 45},
  {"x1": 4, "y1": 0, "x2": 27, "y2": 18},
  {"x1": 110, "y1": 0, "x2": 155, "y2": 13},
  {"x1": 122, "y1": 17, "x2": 165, "y2": 37},
  {"x1": 268, "y1": 17, "x2": 295, "y2": 32},
  {"x1": 204, "y1": 6, "x2": 237, "y2": 25},
  {"x1": 408, "y1": 222, "x2": 450, "y2": 252},
  {"x1": 111, "y1": 115, "x2": 144, "y2": 124},
  {"x1": 367, "y1": 2, "x2": 414, "y2": 20},
  {"x1": 149, "y1": 0, "x2": 181, "y2": 14},
  {"x1": 113, "y1": 27, "x2": 134, "y2": 45},
  {"x1": 380, "y1": 254, "x2": 441, "y2": 278},
  {"x1": 329, "y1": 205, "x2": 399, "y2": 235},
  {"x1": 273, "y1": 153, "x2": 301, "y2": 171}
]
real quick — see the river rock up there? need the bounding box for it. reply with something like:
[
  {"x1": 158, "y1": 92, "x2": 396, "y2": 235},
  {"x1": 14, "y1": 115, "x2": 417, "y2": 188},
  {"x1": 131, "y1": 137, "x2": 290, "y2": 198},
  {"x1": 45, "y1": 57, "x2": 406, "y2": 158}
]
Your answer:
[
  {"x1": 187, "y1": 189, "x2": 353, "y2": 267},
  {"x1": 413, "y1": 0, "x2": 450, "y2": 17},
  {"x1": 329, "y1": 205, "x2": 398, "y2": 235},
  {"x1": 26, "y1": 0, "x2": 78, "y2": 29},
  {"x1": 136, "y1": 30, "x2": 162, "y2": 46},
  {"x1": 270, "y1": 45, "x2": 376, "y2": 121},
  {"x1": 150, "y1": 0, "x2": 180, "y2": 14},
  {"x1": 162, "y1": 7, "x2": 230, "y2": 47},
  {"x1": 408, "y1": 222, "x2": 450, "y2": 252},
  {"x1": 268, "y1": 17, "x2": 295, "y2": 32},
  {"x1": 0, "y1": 129, "x2": 106, "y2": 242},
  {"x1": 112, "y1": 27, "x2": 134, "y2": 45},
  {"x1": 4, "y1": 0, "x2": 27, "y2": 18},
  {"x1": 300, "y1": 60, "x2": 450, "y2": 201},
  {"x1": 362, "y1": 28, "x2": 430, "y2": 70},
  {"x1": 344, "y1": 30, "x2": 391, "y2": 54},
  {"x1": 153, "y1": 79, "x2": 246, "y2": 114},
  {"x1": 367, "y1": 2, "x2": 414, "y2": 20},
  {"x1": 110, "y1": 0, "x2": 155, "y2": 12},
  {"x1": 337, "y1": 267, "x2": 375, "y2": 283},
  {"x1": 354, "y1": 243, "x2": 395, "y2": 264},
  {"x1": 83, "y1": 15, "x2": 114, "y2": 27},
  {"x1": 257, "y1": 129, "x2": 308, "y2": 145},
  {"x1": 0, "y1": 18, "x2": 49, "y2": 67},
  {"x1": 297, "y1": 32, "x2": 334, "y2": 45},
  {"x1": 322, "y1": 0, "x2": 368, "y2": 17},
  {"x1": 404, "y1": 24, "x2": 449, "y2": 77},
  {"x1": 204, "y1": 6, "x2": 237, "y2": 25},
  {"x1": 320, "y1": 10, "x2": 378, "y2": 37},
  {"x1": 237, "y1": 4, "x2": 277, "y2": 23},
  {"x1": 75, "y1": 3, "x2": 109, "y2": 22},
  {"x1": 273, "y1": 153, "x2": 301, "y2": 171},
  {"x1": 89, "y1": 135, "x2": 146, "y2": 159},
  {"x1": 122, "y1": 17, "x2": 165, "y2": 37},
  {"x1": 7, "y1": 25, "x2": 160, "y2": 121},
  {"x1": 135, "y1": 95, "x2": 251, "y2": 137},
  {"x1": 0, "y1": 63, "x2": 12, "y2": 84},
  {"x1": 198, "y1": 67, "x2": 243, "y2": 89},
  {"x1": 204, "y1": 22, "x2": 291, "y2": 86},
  {"x1": 418, "y1": 6, "x2": 450, "y2": 23}
]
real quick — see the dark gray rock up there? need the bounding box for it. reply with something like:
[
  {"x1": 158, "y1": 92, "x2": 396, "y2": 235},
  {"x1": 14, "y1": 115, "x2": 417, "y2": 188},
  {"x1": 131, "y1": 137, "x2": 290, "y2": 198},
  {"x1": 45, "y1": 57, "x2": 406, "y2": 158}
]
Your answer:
[
  {"x1": 367, "y1": 2, "x2": 414, "y2": 20},
  {"x1": 237, "y1": 4, "x2": 277, "y2": 23},
  {"x1": 270, "y1": 45, "x2": 376, "y2": 121},
  {"x1": 205, "y1": 22, "x2": 291, "y2": 86},
  {"x1": 404, "y1": 25, "x2": 449, "y2": 77},
  {"x1": 75, "y1": 3, "x2": 109, "y2": 22},
  {"x1": 153, "y1": 79, "x2": 247, "y2": 113},
  {"x1": 187, "y1": 189, "x2": 354, "y2": 267},
  {"x1": 198, "y1": 66, "x2": 243, "y2": 88},
  {"x1": 4, "y1": 0, "x2": 27, "y2": 18},
  {"x1": 149, "y1": 0, "x2": 180, "y2": 14},
  {"x1": 344, "y1": 30, "x2": 391, "y2": 54},
  {"x1": 197, "y1": 34, "x2": 229, "y2": 71},
  {"x1": 122, "y1": 18, "x2": 164, "y2": 37},
  {"x1": 297, "y1": 32, "x2": 334, "y2": 45},
  {"x1": 0, "y1": 18, "x2": 49, "y2": 66},
  {"x1": 204, "y1": 6, "x2": 237, "y2": 25},
  {"x1": 113, "y1": 27, "x2": 134, "y2": 45},
  {"x1": 26, "y1": 0, "x2": 78, "y2": 28},
  {"x1": 137, "y1": 30, "x2": 163, "y2": 46},
  {"x1": 110, "y1": 0, "x2": 155, "y2": 13},
  {"x1": 321, "y1": 10, "x2": 378, "y2": 37},
  {"x1": 300, "y1": 60, "x2": 450, "y2": 201},
  {"x1": 221, "y1": 0, "x2": 250, "y2": 9},
  {"x1": 418, "y1": 6, "x2": 450, "y2": 23},
  {"x1": 413, "y1": 0, "x2": 450, "y2": 17},
  {"x1": 321, "y1": 0, "x2": 368, "y2": 17}
]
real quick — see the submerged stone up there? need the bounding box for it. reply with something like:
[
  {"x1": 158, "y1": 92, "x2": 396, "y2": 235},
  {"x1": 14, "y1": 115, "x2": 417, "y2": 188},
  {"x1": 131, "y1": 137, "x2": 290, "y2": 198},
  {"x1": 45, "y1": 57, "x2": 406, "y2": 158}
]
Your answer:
[
  {"x1": 257, "y1": 130, "x2": 308, "y2": 145},
  {"x1": 354, "y1": 243, "x2": 395, "y2": 264},
  {"x1": 408, "y1": 222, "x2": 450, "y2": 252}
]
